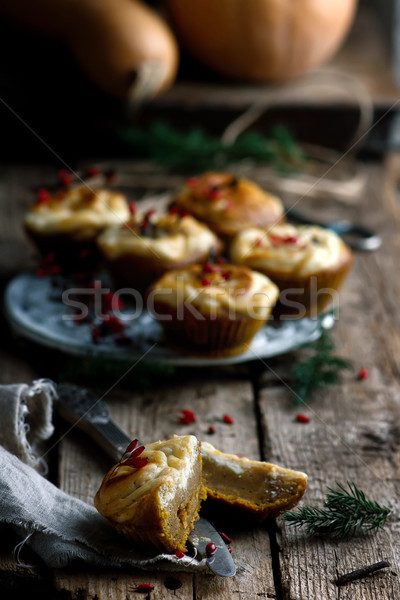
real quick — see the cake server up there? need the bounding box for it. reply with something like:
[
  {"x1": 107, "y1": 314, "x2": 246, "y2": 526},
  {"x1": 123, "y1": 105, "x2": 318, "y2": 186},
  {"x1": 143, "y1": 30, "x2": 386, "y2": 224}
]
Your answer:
[{"x1": 53, "y1": 382, "x2": 236, "y2": 577}]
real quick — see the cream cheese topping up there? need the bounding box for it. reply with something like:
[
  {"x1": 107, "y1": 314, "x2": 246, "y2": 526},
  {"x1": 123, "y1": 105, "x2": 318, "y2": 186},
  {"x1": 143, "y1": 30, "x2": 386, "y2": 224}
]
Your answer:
[
  {"x1": 97, "y1": 213, "x2": 221, "y2": 261},
  {"x1": 24, "y1": 187, "x2": 130, "y2": 234},
  {"x1": 230, "y1": 224, "x2": 350, "y2": 277},
  {"x1": 96, "y1": 435, "x2": 199, "y2": 521},
  {"x1": 150, "y1": 264, "x2": 279, "y2": 319}
]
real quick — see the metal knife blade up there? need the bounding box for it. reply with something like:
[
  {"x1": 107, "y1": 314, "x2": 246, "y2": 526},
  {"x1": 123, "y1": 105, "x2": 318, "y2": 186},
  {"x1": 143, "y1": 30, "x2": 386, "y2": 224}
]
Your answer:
[{"x1": 54, "y1": 382, "x2": 236, "y2": 577}]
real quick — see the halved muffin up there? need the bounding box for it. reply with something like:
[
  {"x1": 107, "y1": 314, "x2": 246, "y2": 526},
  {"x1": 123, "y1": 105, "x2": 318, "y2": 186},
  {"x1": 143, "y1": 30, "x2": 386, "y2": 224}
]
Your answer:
[
  {"x1": 201, "y1": 441, "x2": 307, "y2": 521},
  {"x1": 94, "y1": 435, "x2": 206, "y2": 553}
]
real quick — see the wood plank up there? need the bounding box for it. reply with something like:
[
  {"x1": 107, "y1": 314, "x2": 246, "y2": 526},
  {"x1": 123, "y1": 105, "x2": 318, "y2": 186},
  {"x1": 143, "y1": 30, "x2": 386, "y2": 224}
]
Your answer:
[{"x1": 255, "y1": 154, "x2": 400, "y2": 598}]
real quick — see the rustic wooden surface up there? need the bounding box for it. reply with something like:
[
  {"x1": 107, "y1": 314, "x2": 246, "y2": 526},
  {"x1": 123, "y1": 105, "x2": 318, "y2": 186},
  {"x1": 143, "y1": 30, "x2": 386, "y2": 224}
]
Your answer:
[{"x1": 0, "y1": 153, "x2": 400, "y2": 600}]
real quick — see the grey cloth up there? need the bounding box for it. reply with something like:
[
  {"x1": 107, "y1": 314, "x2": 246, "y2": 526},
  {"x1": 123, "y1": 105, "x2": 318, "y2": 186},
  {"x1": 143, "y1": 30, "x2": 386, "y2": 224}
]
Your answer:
[{"x1": 0, "y1": 380, "x2": 206, "y2": 572}]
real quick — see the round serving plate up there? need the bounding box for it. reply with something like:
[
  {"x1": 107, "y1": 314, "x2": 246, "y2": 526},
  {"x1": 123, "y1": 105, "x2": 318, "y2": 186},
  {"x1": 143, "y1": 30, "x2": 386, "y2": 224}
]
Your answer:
[{"x1": 4, "y1": 272, "x2": 335, "y2": 367}]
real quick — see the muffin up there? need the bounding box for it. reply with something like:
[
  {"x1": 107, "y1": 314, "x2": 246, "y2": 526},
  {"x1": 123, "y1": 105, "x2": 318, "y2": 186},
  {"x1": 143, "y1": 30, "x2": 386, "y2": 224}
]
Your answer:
[
  {"x1": 97, "y1": 209, "x2": 223, "y2": 295},
  {"x1": 24, "y1": 185, "x2": 130, "y2": 270},
  {"x1": 170, "y1": 172, "x2": 285, "y2": 239},
  {"x1": 200, "y1": 441, "x2": 307, "y2": 522},
  {"x1": 229, "y1": 223, "x2": 354, "y2": 318},
  {"x1": 94, "y1": 435, "x2": 206, "y2": 553},
  {"x1": 147, "y1": 262, "x2": 279, "y2": 357}
]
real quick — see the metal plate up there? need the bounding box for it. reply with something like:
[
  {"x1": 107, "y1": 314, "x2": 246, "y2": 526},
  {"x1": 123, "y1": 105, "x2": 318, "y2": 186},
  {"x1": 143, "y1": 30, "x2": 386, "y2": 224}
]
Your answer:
[{"x1": 3, "y1": 272, "x2": 335, "y2": 367}]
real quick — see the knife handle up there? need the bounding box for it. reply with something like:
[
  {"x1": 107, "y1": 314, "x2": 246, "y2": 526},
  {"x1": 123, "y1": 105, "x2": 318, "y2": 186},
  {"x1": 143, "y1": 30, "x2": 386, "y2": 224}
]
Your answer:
[{"x1": 55, "y1": 383, "x2": 132, "y2": 463}]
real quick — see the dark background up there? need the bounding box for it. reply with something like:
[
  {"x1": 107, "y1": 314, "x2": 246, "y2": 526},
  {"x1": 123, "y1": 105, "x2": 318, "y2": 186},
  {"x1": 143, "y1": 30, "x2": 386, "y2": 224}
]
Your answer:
[{"x1": 0, "y1": 0, "x2": 397, "y2": 166}]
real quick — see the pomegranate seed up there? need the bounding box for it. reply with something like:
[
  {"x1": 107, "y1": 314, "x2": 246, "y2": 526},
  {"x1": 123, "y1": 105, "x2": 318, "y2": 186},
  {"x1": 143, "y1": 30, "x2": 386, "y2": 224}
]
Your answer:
[
  {"x1": 136, "y1": 584, "x2": 154, "y2": 592},
  {"x1": 91, "y1": 326, "x2": 100, "y2": 344},
  {"x1": 86, "y1": 165, "x2": 101, "y2": 177},
  {"x1": 203, "y1": 263, "x2": 220, "y2": 274},
  {"x1": 36, "y1": 188, "x2": 50, "y2": 204},
  {"x1": 201, "y1": 278, "x2": 211, "y2": 286},
  {"x1": 295, "y1": 413, "x2": 310, "y2": 423},
  {"x1": 57, "y1": 168, "x2": 73, "y2": 187},
  {"x1": 125, "y1": 439, "x2": 139, "y2": 453},
  {"x1": 206, "y1": 542, "x2": 217, "y2": 557},
  {"x1": 223, "y1": 414, "x2": 234, "y2": 424},
  {"x1": 105, "y1": 169, "x2": 116, "y2": 183},
  {"x1": 179, "y1": 409, "x2": 196, "y2": 424},
  {"x1": 175, "y1": 550, "x2": 185, "y2": 559},
  {"x1": 358, "y1": 367, "x2": 369, "y2": 380},
  {"x1": 218, "y1": 531, "x2": 231, "y2": 545},
  {"x1": 207, "y1": 425, "x2": 215, "y2": 434}
]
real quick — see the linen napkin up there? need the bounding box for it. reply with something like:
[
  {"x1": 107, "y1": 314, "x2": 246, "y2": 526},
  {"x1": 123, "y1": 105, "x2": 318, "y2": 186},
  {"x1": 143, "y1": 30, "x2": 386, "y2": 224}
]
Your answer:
[{"x1": 0, "y1": 379, "x2": 207, "y2": 572}]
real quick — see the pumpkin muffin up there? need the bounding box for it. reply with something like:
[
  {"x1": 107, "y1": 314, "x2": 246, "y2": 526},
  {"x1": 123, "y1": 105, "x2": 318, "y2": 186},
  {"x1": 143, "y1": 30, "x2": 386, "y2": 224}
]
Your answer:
[
  {"x1": 200, "y1": 441, "x2": 307, "y2": 521},
  {"x1": 97, "y1": 208, "x2": 223, "y2": 295},
  {"x1": 24, "y1": 185, "x2": 130, "y2": 270},
  {"x1": 229, "y1": 223, "x2": 353, "y2": 318},
  {"x1": 94, "y1": 435, "x2": 206, "y2": 553},
  {"x1": 170, "y1": 171, "x2": 285, "y2": 239},
  {"x1": 147, "y1": 262, "x2": 279, "y2": 357}
]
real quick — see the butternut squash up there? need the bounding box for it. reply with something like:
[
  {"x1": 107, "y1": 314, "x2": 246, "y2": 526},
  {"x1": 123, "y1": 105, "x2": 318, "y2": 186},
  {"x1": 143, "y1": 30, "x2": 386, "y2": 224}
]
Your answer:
[
  {"x1": 0, "y1": 0, "x2": 179, "y2": 102},
  {"x1": 162, "y1": 0, "x2": 358, "y2": 83}
]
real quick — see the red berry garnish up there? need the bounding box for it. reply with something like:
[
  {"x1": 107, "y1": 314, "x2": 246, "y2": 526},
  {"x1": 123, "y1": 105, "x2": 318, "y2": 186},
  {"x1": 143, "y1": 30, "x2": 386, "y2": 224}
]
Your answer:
[
  {"x1": 201, "y1": 278, "x2": 211, "y2": 286},
  {"x1": 295, "y1": 413, "x2": 310, "y2": 423},
  {"x1": 36, "y1": 188, "x2": 50, "y2": 205},
  {"x1": 105, "y1": 169, "x2": 116, "y2": 183},
  {"x1": 136, "y1": 584, "x2": 154, "y2": 593},
  {"x1": 206, "y1": 542, "x2": 217, "y2": 557},
  {"x1": 358, "y1": 367, "x2": 369, "y2": 380},
  {"x1": 175, "y1": 550, "x2": 185, "y2": 559},
  {"x1": 86, "y1": 165, "x2": 101, "y2": 177},
  {"x1": 57, "y1": 168, "x2": 73, "y2": 187},
  {"x1": 221, "y1": 271, "x2": 231, "y2": 281},
  {"x1": 218, "y1": 531, "x2": 231, "y2": 545},
  {"x1": 125, "y1": 439, "x2": 139, "y2": 453},
  {"x1": 128, "y1": 202, "x2": 137, "y2": 215},
  {"x1": 179, "y1": 409, "x2": 196, "y2": 424},
  {"x1": 223, "y1": 414, "x2": 234, "y2": 424},
  {"x1": 203, "y1": 263, "x2": 219, "y2": 274},
  {"x1": 207, "y1": 188, "x2": 223, "y2": 200},
  {"x1": 91, "y1": 326, "x2": 100, "y2": 344},
  {"x1": 207, "y1": 425, "x2": 215, "y2": 434}
]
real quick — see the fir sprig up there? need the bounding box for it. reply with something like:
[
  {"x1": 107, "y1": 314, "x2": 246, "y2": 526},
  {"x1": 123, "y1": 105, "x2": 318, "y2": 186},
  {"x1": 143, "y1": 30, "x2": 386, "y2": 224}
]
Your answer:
[
  {"x1": 118, "y1": 121, "x2": 305, "y2": 173},
  {"x1": 291, "y1": 330, "x2": 353, "y2": 403},
  {"x1": 284, "y1": 482, "x2": 391, "y2": 537}
]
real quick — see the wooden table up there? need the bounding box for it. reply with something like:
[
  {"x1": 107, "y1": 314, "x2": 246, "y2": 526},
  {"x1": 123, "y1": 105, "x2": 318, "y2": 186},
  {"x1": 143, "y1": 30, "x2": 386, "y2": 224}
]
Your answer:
[{"x1": 0, "y1": 150, "x2": 400, "y2": 599}]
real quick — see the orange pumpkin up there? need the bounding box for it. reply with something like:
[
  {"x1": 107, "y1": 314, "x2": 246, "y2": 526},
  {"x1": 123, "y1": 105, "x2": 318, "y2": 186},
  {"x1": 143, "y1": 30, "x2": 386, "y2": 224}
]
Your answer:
[{"x1": 162, "y1": 0, "x2": 358, "y2": 82}]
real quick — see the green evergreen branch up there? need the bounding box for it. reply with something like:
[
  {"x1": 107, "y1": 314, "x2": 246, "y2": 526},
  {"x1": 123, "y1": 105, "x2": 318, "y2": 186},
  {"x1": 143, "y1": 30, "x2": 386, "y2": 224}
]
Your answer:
[
  {"x1": 291, "y1": 330, "x2": 353, "y2": 403},
  {"x1": 118, "y1": 121, "x2": 306, "y2": 173},
  {"x1": 284, "y1": 482, "x2": 391, "y2": 537}
]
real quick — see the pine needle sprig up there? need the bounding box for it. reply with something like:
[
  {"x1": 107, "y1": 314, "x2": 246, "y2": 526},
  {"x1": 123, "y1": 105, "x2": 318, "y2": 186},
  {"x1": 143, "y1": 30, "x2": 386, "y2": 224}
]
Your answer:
[
  {"x1": 284, "y1": 482, "x2": 391, "y2": 537},
  {"x1": 290, "y1": 330, "x2": 353, "y2": 403},
  {"x1": 118, "y1": 121, "x2": 306, "y2": 173}
]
